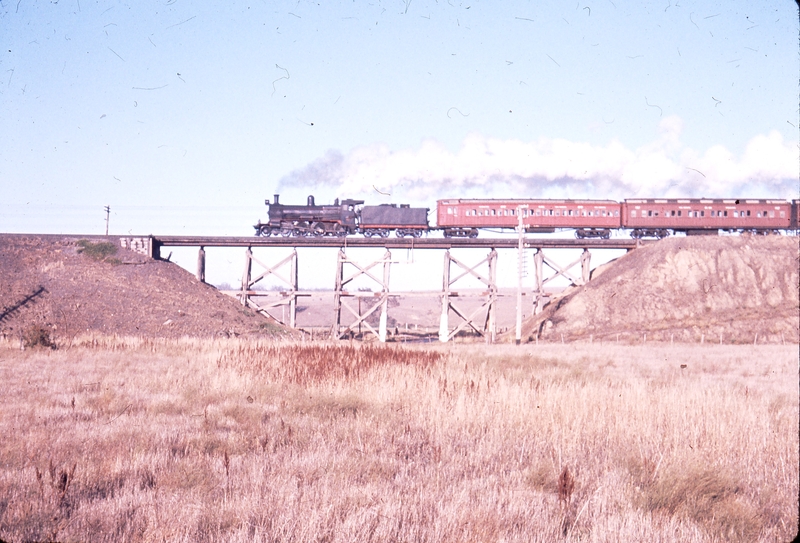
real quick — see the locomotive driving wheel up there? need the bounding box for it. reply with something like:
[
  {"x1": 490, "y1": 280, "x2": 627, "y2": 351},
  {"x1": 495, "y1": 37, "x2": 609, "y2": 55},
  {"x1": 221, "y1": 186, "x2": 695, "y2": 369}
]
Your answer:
[{"x1": 311, "y1": 222, "x2": 326, "y2": 237}]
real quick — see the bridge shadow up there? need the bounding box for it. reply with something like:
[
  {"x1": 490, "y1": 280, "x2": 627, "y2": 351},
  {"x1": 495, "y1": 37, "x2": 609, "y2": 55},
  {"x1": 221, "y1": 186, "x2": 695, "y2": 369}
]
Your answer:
[{"x1": 0, "y1": 286, "x2": 48, "y2": 324}]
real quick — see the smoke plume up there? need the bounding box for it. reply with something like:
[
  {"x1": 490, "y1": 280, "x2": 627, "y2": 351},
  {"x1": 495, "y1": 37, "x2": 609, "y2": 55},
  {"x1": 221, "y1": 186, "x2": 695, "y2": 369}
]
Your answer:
[{"x1": 278, "y1": 117, "x2": 799, "y2": 203}]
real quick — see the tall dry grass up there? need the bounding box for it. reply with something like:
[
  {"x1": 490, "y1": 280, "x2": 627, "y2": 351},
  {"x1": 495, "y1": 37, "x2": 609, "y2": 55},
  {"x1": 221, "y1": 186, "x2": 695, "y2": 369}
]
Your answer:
[{"x1": 0, "y1": 337, "x2": 796, "y2": 542}]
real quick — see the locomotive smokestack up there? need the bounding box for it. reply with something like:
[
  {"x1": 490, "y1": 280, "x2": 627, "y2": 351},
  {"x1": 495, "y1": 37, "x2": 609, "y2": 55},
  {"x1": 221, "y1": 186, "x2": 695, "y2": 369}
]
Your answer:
[
  {"x1": 273, "y1": 194, "x2": 280, "y2": 204},
  {"x1": 307, "y1": 195, "x2": 315, "y2": 206}
]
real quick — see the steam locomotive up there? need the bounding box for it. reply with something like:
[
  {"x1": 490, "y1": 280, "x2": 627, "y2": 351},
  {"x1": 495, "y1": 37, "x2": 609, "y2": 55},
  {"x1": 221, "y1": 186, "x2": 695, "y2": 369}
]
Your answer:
[
  {"x1": 254, "y1": 194, "x2": 800, "y2": 239},
  {"x1": 254, "y1": 195, "x2": 428, "y2": 238}
]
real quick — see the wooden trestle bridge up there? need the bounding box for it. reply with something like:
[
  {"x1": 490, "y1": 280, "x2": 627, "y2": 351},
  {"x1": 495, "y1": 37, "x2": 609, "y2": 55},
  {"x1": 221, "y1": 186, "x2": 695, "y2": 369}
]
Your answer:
[{"x1": 122, "y1": 235, "x2": 648, "y2": 344}]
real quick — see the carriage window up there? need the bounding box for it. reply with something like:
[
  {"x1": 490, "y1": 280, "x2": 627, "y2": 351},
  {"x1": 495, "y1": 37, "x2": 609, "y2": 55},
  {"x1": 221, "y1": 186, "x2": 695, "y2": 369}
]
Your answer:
[
  {"x1": 724, "y1": 211, "x2": 728, "y2": 217},
  {"x1": 631, "y1": 210, "x2": 637, "y2": 218},
  {"x1": 733, "y1": 211, "x2": 738, "y2": 218},
  {"x1": 677, "y1": 210, "x2": 682, "y2": 217},
  {"x1": 746, "y1": 210, "x2": 750, "y2": 217},
  {"x1": 769, "y1": 211, "x2": 774, "y2": 217},
  {"x1": 701, "y1": 211, "x2": 704, "y2": 217},
  {"x1": 780, "y1": 211, "x2": 785, "y2": 218},
  {"x1": 447, "y1": 207, "x2": 453, "y2": 214},
  {"x1": 615, "y1": 210, "x2": 619, "y2": 216}
]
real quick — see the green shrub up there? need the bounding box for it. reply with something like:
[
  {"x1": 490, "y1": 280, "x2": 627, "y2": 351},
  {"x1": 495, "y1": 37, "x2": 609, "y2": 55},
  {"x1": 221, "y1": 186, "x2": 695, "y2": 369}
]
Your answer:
[{"x1": 77, "y1": 240, "x2": 118, "y2": 262}]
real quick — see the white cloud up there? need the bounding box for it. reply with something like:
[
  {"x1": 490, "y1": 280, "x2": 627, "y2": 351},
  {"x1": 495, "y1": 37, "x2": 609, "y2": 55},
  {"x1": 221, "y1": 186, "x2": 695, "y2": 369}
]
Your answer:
[{"x1": 278, "y1": 118, "x2": 799, "y2": 204}]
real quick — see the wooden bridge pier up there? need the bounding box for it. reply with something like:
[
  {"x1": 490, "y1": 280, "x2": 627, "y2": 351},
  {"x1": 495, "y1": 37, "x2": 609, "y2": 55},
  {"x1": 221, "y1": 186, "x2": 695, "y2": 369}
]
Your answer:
[
  {"x1": 438, "y1": 249, "x2": 499, "y2": 344},
  {"x1": 239, "y1": 247, "x2": 301, "y2": 328},
  {"x1": 196, "y1": 246, "x2": 206, "y2": 283},
  {"x1": 333, "y1": 249, "x2": 393, "y2": 342},
  {"x1": 531, "y1": 248, "x2": 592, "y2": 315}
]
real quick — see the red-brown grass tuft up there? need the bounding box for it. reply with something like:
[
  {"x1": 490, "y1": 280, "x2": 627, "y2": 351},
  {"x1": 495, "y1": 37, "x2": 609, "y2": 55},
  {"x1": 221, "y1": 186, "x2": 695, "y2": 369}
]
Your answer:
[{"x1": 217, "y1": 342, "x2": 442, "y2": 384}]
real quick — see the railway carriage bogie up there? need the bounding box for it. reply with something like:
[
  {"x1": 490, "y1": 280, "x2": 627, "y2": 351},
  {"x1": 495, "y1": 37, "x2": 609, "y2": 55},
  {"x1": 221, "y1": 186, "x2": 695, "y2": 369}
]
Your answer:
[
  {"x1": 575, "y1": 228, "x2": 611, "y2": 239},
  {"x1": 362, "y1": 229, "x2": 384, "y2": 238},
  {"x1": 631, "y1": 228, "x2": 670, "y2": 239},
  {"x1": 396, "y1": 229, "x2": 424, "y2": 238},
  {"x1": 443, "y1": 228, "x2": 478, "y2": 238}
]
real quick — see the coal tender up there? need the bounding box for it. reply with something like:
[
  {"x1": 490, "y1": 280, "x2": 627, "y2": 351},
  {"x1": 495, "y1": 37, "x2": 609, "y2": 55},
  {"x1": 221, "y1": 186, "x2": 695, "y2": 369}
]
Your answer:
[{"x1": 359, "y1": 203, "x2": 429, "y2": 238}]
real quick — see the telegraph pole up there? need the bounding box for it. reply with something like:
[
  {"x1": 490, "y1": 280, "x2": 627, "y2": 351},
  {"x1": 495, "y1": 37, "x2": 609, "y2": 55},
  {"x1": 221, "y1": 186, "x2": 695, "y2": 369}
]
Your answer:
[{"x1": 104, "y1": 205, "x2": 111, "y2": 236}]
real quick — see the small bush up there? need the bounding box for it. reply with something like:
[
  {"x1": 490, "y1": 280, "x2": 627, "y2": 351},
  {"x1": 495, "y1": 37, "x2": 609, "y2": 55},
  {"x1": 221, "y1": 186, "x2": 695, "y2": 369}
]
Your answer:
[
  {"x1": 76, "y1": 240, "x2": 118, "y2": 262},
  {"x1": 633, "y1": 460, "x2": 762, "y2": 542},
  {"x1": 22, "y1": 324, "x2": 56, "y2": 349}
]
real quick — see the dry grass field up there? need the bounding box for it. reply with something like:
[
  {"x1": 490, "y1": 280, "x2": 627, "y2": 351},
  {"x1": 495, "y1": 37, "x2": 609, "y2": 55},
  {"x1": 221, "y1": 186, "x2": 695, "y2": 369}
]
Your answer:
[{"x1": 0, "y1": 338, "x2": 797, "y2": 542}]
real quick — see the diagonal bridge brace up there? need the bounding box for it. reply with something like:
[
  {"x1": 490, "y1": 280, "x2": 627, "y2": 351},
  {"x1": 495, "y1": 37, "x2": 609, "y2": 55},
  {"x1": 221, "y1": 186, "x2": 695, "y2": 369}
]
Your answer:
[
  {"x1": 239, "y1": 247, "x2": 300, "y2": 327},
  {"x1": 531, "y1": 248, "x2": 591, "y2": 314},
  {"x1": 333, "y1": 249, "x2": 393, "y2": 342},
  {"x1": 439, "y1": 249, "x2": 498, "y2": 343}
]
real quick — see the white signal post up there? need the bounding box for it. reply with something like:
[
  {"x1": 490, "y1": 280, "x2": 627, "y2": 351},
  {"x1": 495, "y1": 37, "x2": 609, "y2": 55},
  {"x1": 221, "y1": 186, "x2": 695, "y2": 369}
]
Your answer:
[{"x1": 516, "y1": 205, "x2": 528, "y2": 345}]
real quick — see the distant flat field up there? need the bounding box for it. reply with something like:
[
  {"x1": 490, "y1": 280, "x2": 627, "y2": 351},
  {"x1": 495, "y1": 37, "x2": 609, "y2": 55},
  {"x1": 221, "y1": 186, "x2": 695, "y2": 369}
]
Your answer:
[{"x1": 0, "y1": 339, "x2": 797, "y2": 542}]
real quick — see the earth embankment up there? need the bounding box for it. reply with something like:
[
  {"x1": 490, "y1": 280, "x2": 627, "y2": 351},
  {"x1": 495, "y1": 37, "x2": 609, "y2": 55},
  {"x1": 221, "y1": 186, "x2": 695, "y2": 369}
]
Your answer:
[
  {"x1": 0, "y1": 235, "x2": 288, "y2": 341},
  {"x1": 519, "y1": 235, "x2": 799, "y2": 343}
]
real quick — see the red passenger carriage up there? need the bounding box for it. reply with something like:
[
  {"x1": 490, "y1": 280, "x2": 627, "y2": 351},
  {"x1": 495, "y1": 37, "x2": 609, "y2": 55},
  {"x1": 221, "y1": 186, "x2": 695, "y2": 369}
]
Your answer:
[
  {"x1": 622, "y1": 199, "x2": 791, "y2": 238},
  {"x1": 437, "y1": 199, "x2": 621, "y2": 238}
]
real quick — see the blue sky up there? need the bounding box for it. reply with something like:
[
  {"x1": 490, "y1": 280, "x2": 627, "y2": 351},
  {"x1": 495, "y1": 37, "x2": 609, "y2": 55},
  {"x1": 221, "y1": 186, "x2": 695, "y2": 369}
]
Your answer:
[{"x1": 1, "y1": 0, "x2": 798, "y2": 288}]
